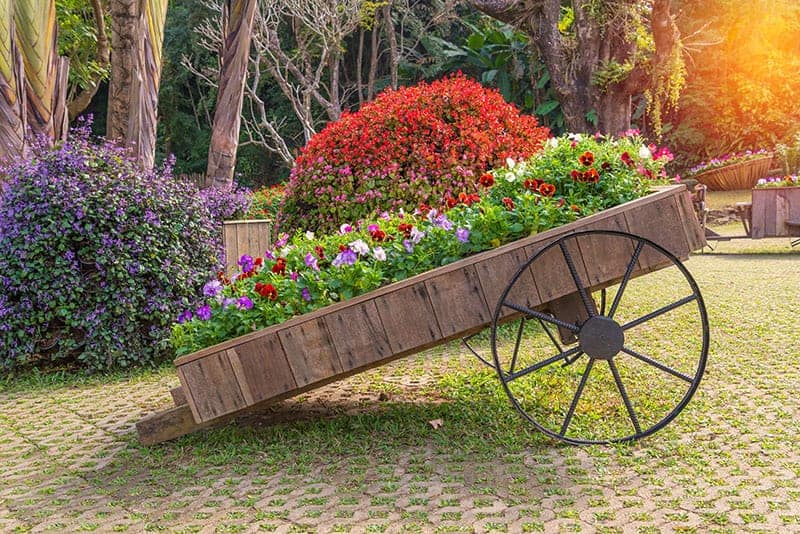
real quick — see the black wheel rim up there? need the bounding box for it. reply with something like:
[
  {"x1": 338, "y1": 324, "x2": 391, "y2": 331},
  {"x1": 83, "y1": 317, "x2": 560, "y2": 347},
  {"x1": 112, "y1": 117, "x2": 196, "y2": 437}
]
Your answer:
[{"x1": 490, "y1": 230, "x2": 709, "y2": 445}]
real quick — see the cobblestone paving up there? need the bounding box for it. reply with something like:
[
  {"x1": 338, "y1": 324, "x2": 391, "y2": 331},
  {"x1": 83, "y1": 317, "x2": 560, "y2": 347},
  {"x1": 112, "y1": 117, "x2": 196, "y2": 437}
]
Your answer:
[{"x1": 1, "y1": 250, "x2": 799, "y2": 533}]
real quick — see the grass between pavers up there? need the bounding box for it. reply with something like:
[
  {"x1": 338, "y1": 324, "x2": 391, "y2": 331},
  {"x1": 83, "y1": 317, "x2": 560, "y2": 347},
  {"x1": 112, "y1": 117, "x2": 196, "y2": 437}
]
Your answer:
[{"x1": 0, "y1": 237, "x2": 798, "y2": 533}]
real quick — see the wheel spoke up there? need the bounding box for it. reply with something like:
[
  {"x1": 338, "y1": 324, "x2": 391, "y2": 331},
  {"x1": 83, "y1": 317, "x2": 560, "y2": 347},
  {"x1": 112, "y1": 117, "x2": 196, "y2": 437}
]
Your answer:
[
  {"x1": 621, "y1": 294, "x2": 697, "y2": 331},
  {"x1": 608, "y1": 359, "x2": 642, "y2": 435},
  {"x1": 505, "y1": 346, "x2": 582, "y2": 381},
  {"x1": 560, "y1": 358, "x2": 594, "y2": 436},
  {"x1": 503, "y1": 301, "x2": 580, "y2": 332},
  {"x1": 538, "y1": 318, "x2": 563, "y2": 354},
  {"x1": 559, "y1": 241, "x2": 596, "y2": 317},
  {"x1": 509, "y1": 317, "x2": 527, "y2": 374},
  {"x1": 621, "y1": 347, "x2": 693, "y2": 383},
  {"x1": 598, "y1": 288, "x2": 607, "y2": 316},
  {"x1": 608, "y1": 240, "x2": 644, "y2": 319}
]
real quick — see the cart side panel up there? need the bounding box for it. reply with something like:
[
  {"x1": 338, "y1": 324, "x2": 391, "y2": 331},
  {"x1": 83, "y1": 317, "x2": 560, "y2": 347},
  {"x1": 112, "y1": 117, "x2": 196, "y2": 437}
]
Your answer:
[{"x1": 172, "y1": 186, "x2": 699, "y2": 427}]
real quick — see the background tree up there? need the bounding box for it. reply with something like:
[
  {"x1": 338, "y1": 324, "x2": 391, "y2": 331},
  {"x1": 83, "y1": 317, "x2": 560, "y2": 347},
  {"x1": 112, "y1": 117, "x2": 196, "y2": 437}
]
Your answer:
[
  {"x1": 107, "y1": 0, "x2": 167, "y2": 170},
  {"x1": 205, "y1": 0, "x2": 258, "y2": 190},
  {"x1": 469, "y1": 0, "x2": 683, "y2": 134},
  {"x1": 0, "y1": 0, "x2": 25, "y2": 161}
]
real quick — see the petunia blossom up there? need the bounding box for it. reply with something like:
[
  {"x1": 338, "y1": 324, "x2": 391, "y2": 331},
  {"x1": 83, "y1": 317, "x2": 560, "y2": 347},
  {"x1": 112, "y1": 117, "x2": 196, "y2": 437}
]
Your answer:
[
  {"x1": 196, "y1": 305, "x2": 212, "y2": 321},
  {"x1": 456, "y1": 228, "x2": 470, "y2": 243},
  {"x1": 332, "y1": 248, "x2": 358, "y2": 267},
  {"x1": 237, "y1": 296, "x2": 254, "y2": 310},
  {"x1": 304, "y1": 252, "x2": 319, "y2": 271},
  {"x1": 372, "y1": 247, "x2": 387, "y2": 261}
]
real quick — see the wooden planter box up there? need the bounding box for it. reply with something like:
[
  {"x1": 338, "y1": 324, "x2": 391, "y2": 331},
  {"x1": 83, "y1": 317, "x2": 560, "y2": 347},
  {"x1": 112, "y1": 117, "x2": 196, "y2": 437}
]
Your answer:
[
  {"x1": 137, "y1": 185, "x2": 703, "y2": 444},
  {"x1": 751, "y1": 186, "x2": 800, "y2": 238},
  {"x1": 693, "y1": 156, "x2": 773, "y2": 191},
  {"x1": 222, "y1": 219, "x2": 272, "y2": 275}
]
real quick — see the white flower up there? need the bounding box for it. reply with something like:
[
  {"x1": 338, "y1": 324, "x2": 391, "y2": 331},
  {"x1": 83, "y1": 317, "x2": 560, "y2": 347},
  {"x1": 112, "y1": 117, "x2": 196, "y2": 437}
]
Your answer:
[
  {"x1": 638, "y1": 145, "x2": 652, "y2": 160},
  {"x1": 546, "y1": 137, "x2": 559, "y2": 148},
  {"x1": 506, "y1": 157, "x2": 516, "y2": 169},
  {"x1": 372, "y1": 247, "x2": 387, "y2": 261},
  {"x1": 568, "y1": 133, "x2": 583, "y2": 142},
  {"x1": 410, "y1": 227, "x2": 425, "y2": 244},
  {"x1": 349, "y1": 239, "x2": 370, "y2": 255},
  {"x1": 280, "y1": 245, "x2": 294, "y2": 257},
  {"x1": 305, "y1": 231, "x2": 315, "y2": 240}
]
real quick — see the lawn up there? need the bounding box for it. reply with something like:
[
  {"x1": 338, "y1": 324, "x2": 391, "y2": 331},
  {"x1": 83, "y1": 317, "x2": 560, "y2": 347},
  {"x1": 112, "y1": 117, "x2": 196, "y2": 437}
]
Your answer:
[{"x1": 0, "y1": 236, "x2": 798, "y2": 533}]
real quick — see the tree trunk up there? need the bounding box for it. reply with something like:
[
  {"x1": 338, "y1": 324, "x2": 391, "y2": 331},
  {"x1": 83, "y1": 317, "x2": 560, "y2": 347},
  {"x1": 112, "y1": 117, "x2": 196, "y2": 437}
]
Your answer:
[
  {"x1": 383, "y1": 2, "x2": 397, "y2": 90},
  {"x1": 469, "y1": 0, "x2": 679, "y2": 135},
  {"x1": 15, "y1": 0, "x2": 57, "y2": 141},
  {"x1": 107, "y1": 0, "x2": 138, "y2": 142},
  {"x1": 52, "y1": 56, "x2": 69, "y2": 142},
  {"x1": 108, "y1": 0, "x2": 168, "y2": 170},
  {"x1": 0, "y1": 0, "x2": 25, "y2": 161},
  {"x1": 206, "y1": 0, "x2": 258, "y2": 190}
]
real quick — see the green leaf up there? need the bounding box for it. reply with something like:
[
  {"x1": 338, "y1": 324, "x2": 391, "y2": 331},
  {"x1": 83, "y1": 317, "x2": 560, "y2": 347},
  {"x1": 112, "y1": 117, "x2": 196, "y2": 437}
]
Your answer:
[{"x1": 536, "y1": 100, "x2": 560, "y2": 116}]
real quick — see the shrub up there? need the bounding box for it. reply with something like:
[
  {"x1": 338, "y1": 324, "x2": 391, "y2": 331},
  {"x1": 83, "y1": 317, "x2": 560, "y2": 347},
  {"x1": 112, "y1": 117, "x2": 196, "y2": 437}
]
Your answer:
[
  {"x1": 246, "y1": 184, "x2": 285, "y2": 220},
  {"x1": 277, "y1": 73, "x2": 549, "y2": 234},
  {"x1": 0, "y1": 128, "x2": 227, "y2": 371}
]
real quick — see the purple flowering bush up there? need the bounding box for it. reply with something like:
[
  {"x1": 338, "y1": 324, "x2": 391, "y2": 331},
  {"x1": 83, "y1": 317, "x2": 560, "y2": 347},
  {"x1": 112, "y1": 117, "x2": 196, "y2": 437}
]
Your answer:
[
  {"x1": 172, "y1": 133, "x2": 668, "y2": 356},
  {"x1": 0, "y1": 128, "x2": 227, "y2": 371}
]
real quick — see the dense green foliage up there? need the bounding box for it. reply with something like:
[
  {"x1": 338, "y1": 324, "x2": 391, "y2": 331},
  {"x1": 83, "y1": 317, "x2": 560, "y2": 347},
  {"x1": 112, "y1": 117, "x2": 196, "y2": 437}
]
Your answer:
[{"x1": 0, "y1": 128, "x2": 233, "y2": 371}]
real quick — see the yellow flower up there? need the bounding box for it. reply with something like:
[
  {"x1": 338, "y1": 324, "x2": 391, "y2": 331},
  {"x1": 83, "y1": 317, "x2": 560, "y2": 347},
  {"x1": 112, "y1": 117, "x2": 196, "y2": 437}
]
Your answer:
[{"x1": 490, "y1": 238, "x2": 501, "y2": 248}]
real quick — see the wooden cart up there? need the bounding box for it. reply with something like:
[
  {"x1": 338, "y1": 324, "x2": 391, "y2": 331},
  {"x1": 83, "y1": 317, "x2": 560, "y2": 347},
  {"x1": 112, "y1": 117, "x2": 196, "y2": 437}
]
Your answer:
[{"x1": 138, "y1": 185, "x2": 708, "y2": 445}]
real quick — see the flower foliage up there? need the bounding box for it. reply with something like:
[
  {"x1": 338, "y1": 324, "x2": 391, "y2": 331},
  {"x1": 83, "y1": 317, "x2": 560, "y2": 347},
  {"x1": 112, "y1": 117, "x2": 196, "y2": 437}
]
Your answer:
[
  {"x1": 0, "y1": 126, "x2": 228, "y2": 371},
  {"x1": 172, "y1": 133, "x2": 670, "y2": 356},
  {"x1": 755, "y1": 175, "x2": 799, "y2": 189},
  {"x1": 689, "y1": 149, "x2": 771, "y2": 176},
  {"x1": 245, "y1": 184, "x2": 285, "y2": 221},
  {"x1": 276, "y1": 73, "x2": 549, "y2": 234}
]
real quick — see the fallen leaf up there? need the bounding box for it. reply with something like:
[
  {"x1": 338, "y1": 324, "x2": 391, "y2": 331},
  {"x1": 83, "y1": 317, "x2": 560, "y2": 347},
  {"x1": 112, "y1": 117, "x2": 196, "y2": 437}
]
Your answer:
[{"x1": 428, "y1": 419, "x2": 443, "y2": 429}]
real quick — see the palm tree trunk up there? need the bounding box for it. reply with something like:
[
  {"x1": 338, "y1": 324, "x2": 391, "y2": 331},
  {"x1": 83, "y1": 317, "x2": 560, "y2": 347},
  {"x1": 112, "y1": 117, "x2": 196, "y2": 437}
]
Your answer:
[
  {"x1": 206, "y1": 0, "x2": 258, "y2": 190},
  {"x1": 0, "y1": 0, "x2": 25, "y2": 161}
]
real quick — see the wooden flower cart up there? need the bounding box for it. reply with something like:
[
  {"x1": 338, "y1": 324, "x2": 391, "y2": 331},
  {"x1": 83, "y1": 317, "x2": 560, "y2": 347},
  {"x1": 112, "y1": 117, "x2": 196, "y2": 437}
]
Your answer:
[{"x1": 137, "y1": 185, "x2": 708, "y2": 446}]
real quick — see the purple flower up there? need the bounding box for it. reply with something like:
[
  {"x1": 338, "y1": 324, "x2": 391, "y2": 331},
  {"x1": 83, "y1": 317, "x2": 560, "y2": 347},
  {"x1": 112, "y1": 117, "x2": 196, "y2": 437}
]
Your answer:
[
  {"x1": 456, "y1": 228, "x2": 470, "y2": 243},
  {"x1": 222, "y1": 297, "x2": 237, "y2": 309},
  {"x1": 196, "y1": 305, "x2": 212, "y2": 321},
  {"x1": 238, "y1": 254, "x2": 254, "y2": 272},
  {"x1": 410, "y1": 227, "x2": 425, "y2": 244},
  {"x1": 264, "y1": 250, "x2": 275, "y2": 260},
  {"x1": 290, "y1": 271, "x2": 299, "y2": 281},
  {"x1": 301, "y1": 287, "x2": 312, "y2": 302},
  {"x1": 403, "y1": 239, "x2": 414, "y2": 253},
  {"x1": 340, "y1": 223, "x2": 353, "y2": 234},
  {"x1": 332, "y1": 248, "x2": 358, "y2": 267},
  {"x1": 275, "y1": 233, "x2": 289, "y2": 248},
  {"x1": 236, "y1": 296, "x2": 254, "y2": 310},
  {"x1": 177, "y1": 310, "x2": 193, "y2": 324},
  {"x1": 203, "y1": 280, "x2": 223, "y2": 297},
  {"x1": 304, "y1": 252, "x2": 319, "y2": 271},
  {"x1": 367, "y1": 224, "x2": 380, "y2": 233}
]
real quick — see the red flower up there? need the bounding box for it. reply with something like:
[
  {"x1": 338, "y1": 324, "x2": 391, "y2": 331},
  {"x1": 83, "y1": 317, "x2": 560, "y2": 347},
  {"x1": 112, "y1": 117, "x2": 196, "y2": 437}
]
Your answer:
[
  {"x1": 524, "y1": 179, "x2": 541, "y2": 191},
  {"x1": 468, "y1": 193, "x2": 481, "y2": 205},
  {"x1": 444, "y1": 195, "x2": 457, "y2": 209},
  {"x1": 370, "y1": 229, "x2": 387, "y2": 241},
  {"x1": 271, "y1": 257, "x2": 287, "y2": 275},
  {"x1": 601, "y1": 161, "x2": 612, "y2": 171},
  {"x1": 587, "y1": 168, "x2": 600, "y2": 182},
  {"x1": 216, "y1": 271, "x2": 231, "y2": 285},
  {"x1": 314, "y1": 246, "x2": 325, "y2": 259},
  {"x1": 570, "y1": 204, "x2": 580, "y2": 212},
  {"x1": 398, "y1": 223, "x2": 413, "y2": 238},
  {"x1": 479, "y1": 173, "x2": 494, "y2": 187},
  {"x1": 571, "y1": 170, "x2": 580, "y2": 181},
  {"x1": 418, "y1": 203, "x2": 432, "y2": 215},
  {"x1": 502, "y1": 197, "x2": 515, "y2": 210},
  {"x1": 621, "y1": 152, "x2": 634, "y2": 167},
  {"x1": 557, "y1": 198, "x2": 566, "y2": 208},
  {"x1": 538, "y1": 183, "x2": 556, "y2": 197},
  {"x1": 255, "y1": 282, "x2": 278, "y2": 301},
  {"x1": 579, "y1": 151, "x2": 594, "y2": 166},
  {"x1": 254, "y1": 257, "x2": 263, "y2": 267},
  {"x1": 338, "y1": 244, "x2": 347, "y2": 252}
]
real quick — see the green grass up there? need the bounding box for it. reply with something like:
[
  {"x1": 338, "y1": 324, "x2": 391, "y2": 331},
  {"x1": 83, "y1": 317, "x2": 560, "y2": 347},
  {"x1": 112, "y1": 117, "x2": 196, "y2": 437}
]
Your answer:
[
  {"x1": 0, "y1": 244, "x2": 798, "y2": 532},
  {"x1": 704, "y1": 189, "x2": 752, "y2": 210}
]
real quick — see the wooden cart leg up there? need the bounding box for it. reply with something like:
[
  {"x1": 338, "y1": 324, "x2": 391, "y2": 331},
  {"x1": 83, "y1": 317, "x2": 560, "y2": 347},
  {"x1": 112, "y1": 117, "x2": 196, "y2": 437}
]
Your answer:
[{"x1": 546, "y1": 291, "x2": 597, "y2": 344}]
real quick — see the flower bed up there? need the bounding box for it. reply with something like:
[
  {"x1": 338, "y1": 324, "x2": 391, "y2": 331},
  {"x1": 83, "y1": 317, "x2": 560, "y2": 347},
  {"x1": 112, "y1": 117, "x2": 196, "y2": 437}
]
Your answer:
[
  {"x1": 171, "y1": 133, "x2": 673, "y2": 357},
  {"x1": 755, "y1": 175, "x2": 799, "y2": 188}
]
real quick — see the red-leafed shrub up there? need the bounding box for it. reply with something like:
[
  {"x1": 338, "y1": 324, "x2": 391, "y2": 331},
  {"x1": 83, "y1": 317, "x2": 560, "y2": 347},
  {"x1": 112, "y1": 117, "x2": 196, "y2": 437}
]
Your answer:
[{"x1": 277, "y1": 73, "x2": 550, "y2": 233}]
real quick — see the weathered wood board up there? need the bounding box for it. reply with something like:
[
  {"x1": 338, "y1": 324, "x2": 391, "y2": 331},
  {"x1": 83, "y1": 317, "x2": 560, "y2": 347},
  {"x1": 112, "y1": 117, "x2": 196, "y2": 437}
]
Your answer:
[
  {"x1": 222, "y1": 219, "x2": 272, "y2": 275},
  {"x1": 137, "y1": 185, "x2": 704, "y2": 444},
  {"x1": 751, "y1": 187, "x2": 800, "y2": 239}
]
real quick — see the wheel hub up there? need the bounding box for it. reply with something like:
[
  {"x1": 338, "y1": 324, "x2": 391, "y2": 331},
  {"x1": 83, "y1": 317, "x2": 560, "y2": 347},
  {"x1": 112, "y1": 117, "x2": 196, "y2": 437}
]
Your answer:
[{"x1": 579, "y1": 316, "x2": 624, "y2": 360}]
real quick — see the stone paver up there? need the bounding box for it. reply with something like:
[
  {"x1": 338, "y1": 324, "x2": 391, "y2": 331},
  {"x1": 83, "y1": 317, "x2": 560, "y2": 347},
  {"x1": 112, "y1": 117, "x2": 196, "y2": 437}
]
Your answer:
[{"x1": 1, "y1": 252, "x2": 800, "y2": 533}]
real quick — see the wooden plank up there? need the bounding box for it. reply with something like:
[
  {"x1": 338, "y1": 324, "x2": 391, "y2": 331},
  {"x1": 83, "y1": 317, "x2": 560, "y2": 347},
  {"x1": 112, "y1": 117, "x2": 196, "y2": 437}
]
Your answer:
[
  {"x1": 223, "y1": 223, "x2": 239, "y2": 274},
  {"x1": 278, "y1": 318, "x2": 343, "y2": 387},
  {"x1": 226, "y1": 334, "x2": 297, "y2": 403},
  {"x1": 475, "y1": 246, "x2": 541, "y2": 320},
  {"x1": 178, "y1": 351, "x2": 248, "y2": 423},
  {"x1": 764, "y1": 189, "x2": 778, "y2": 237},
  {"x1": 751, "y1": 189, "x2": 768, "y2": 239},
  {"x1": 523, "y1": 235, "x2": 590, "y2": 305},
  {"x1": 547, "y1": 291, "x2": 597, "y2": 344},
  {"x1": 324, "y1": 300, "x2": 393, "y2": 372},
  {"x1": 424, "y1": 265, "x2": 492, "y2": 338},
  {"x1": 675, "y1": 189, "x2": 706, "y2": 252},
  {"x1": 623, "y1": 195, "x2": 690, "y2": 272},
  {"x1": 572, "y1": 212, "x2": 635, "y2": 289},
  {"x1": 375, "y1": 283, "x2": 442, "y2": 354},
  {"x1": 136, "y1": 404, "x2": 224, "y2": 446},
  {"x1": 787, "y1": 188, "x2": 800, "y2": 234},
  {"x1": 170, "y1": 387, "x2": 187, "y2": 406}
]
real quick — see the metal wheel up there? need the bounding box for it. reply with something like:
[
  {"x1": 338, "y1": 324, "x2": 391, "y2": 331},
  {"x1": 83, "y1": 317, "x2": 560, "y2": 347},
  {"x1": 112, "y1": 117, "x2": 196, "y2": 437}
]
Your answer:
[{"x1": 490, "y1": 230, "x2": 709, "y2": 444}]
